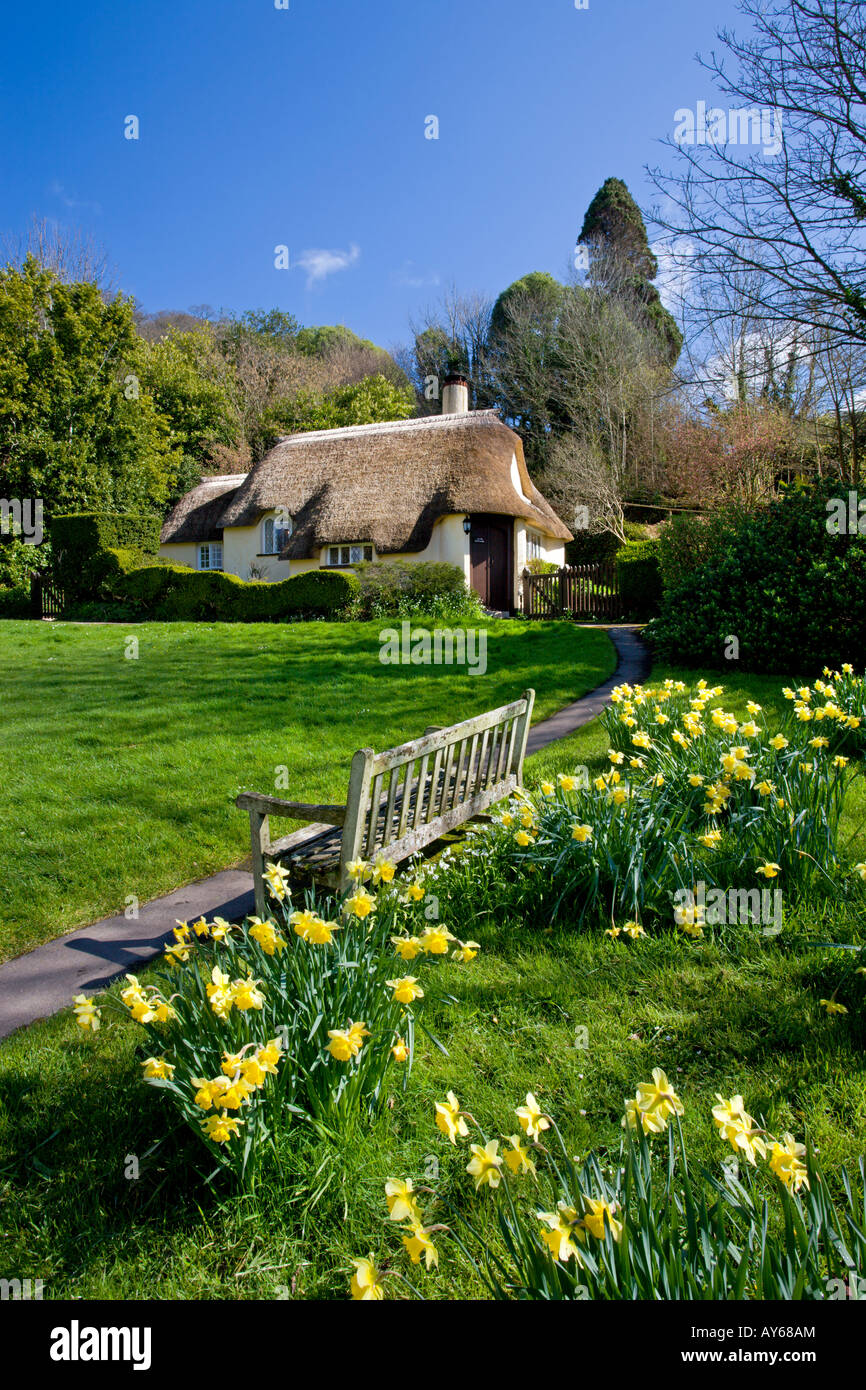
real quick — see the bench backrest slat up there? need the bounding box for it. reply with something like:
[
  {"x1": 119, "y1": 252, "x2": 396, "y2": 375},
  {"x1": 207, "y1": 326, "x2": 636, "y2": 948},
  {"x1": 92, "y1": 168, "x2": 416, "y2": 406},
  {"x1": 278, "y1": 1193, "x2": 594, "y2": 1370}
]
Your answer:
[{"x1": 339, "y1": 689, "x2": 535, "y2": 886}]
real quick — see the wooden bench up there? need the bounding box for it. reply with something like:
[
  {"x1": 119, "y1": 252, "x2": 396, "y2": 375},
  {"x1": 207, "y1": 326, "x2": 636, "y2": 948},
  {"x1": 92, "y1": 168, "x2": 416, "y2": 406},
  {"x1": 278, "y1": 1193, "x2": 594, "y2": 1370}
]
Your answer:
[{"x1": 237, "y1": 689, "x2": 536, "y2": 916}]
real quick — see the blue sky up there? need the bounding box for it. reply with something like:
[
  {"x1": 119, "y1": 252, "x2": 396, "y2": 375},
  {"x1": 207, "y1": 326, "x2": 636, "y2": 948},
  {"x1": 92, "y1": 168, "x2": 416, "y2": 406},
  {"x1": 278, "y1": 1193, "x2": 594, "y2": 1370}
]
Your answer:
[{"x1": 1, "y1": 0, "x2": 746, "y2": 353}]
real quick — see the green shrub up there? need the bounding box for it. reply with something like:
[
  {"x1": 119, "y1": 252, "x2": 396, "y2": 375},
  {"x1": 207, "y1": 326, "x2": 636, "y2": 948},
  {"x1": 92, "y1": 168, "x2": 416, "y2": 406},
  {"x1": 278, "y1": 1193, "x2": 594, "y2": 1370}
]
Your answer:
[
  {"x1": 646, "y1": 484, "x2": 866, "y2": 672},
  {"x1": 656, "y1": 510, "x2": 752, "y2": 594},
  {"x1": 49, "y1": 513, "x2": 162, "y2": 599},
  {"x1": 526, "y1": 558, "x2": 560, "y2": 575},
  {"x1": 114, "y1": 563, "x2": 359, "y2": 622},
  {"x1": 357, "y1": 561, "x2": 480, "y2": 619},
  {"x1": 0, "y1": 533, "x2": 51, "y2": 590},
  {"x1": 616, "y1": 540, "x2": 662, "y2": 620},
  {"x1": 0, "y1": 584, "x2": 31, "y2": 618},
  {"x1": 565, "y1": 530, "x2": 620, "y2": 566}
]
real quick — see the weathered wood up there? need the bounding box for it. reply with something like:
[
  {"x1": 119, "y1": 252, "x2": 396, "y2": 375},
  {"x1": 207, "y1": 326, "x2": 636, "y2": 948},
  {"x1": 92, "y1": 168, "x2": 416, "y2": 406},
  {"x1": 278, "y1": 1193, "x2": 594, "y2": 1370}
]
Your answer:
[
  {"x1": 248, "y1": 809, "x2": 270, "y2": 918},
  {"x1": 237, "y1": 791, "x2": 346, "y2": 825},
  {"x1": 240, "y1": 693, "x2": 534, "y2": 907},
  {"x1": 339, "y1": 747, "x2": 375, "y2": 890}
]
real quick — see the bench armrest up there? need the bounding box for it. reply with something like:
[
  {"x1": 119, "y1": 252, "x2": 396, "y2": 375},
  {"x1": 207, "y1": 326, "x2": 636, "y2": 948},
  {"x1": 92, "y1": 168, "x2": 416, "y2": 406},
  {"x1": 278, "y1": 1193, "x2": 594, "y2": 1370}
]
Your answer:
[{"x1": 236, "y1": 791, "x2": 347, "y2": 826}]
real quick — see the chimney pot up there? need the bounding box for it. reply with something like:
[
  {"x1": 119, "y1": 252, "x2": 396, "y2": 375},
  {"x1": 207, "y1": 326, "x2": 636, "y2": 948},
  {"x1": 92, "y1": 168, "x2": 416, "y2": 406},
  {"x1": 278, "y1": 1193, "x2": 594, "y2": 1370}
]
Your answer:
[{"x1": 442, "y1": 374, "x2": 470, "y2": 415}]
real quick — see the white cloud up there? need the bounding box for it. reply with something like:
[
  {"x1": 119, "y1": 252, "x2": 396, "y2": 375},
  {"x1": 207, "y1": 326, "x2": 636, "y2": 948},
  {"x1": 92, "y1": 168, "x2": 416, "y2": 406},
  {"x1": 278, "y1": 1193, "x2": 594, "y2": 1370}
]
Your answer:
[
  {"x1": 48, "y1": 180, "x2": 102, "y2": 214},
  {"x1": 392, "y1": 261, "x2": 440, "y2": 289},
  {"x1": 294, "y1": 242, "x2": 360, "y2": 288}
]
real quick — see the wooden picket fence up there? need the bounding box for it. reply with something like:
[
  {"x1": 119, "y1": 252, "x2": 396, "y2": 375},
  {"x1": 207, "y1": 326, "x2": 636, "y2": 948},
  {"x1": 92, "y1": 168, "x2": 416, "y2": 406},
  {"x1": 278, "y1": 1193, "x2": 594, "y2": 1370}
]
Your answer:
[
  {"x1": 520, "y1": 563, "x2": 622, "y2": 621},
  {"x1": 30, "y1": 572, "x2": 66, "y2": 619}
]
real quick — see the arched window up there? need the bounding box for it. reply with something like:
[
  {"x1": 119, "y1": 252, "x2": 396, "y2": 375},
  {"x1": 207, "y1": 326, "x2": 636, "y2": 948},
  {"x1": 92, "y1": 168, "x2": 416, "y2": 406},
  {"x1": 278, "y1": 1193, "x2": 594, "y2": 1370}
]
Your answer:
[{"x1": 262, "y1": 513, "x2": 293, "y2": 554}]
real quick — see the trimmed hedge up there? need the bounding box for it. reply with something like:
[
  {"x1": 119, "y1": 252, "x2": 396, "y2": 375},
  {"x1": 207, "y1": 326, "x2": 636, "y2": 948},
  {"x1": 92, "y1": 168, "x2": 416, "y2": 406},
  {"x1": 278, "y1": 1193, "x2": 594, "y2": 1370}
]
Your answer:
[
  {"x1": 616, "y1": 540, "x2": 662, "y2": 621},
  {"x1": 645, "y1": 484, "x2": 866, "y2": 673},
  {"x1": 49, "y1": 513, "x2": 162, "y2": 599},
  {"x1": 114, "y1": 564, "x2": 360, "y2": 622}
]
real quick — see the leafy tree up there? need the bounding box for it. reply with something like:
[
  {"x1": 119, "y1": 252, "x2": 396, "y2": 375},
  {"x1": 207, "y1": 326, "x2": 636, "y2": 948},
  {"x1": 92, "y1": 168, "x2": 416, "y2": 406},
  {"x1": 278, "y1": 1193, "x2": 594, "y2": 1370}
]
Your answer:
[
  {"x1": 138, "y1": 329, "x2": 240, "y2": 502},
  {"x1": 260, "y1": 374, "x2": 415, "y2": 449},
  {"x1": 0, "y1": 257, "x2": 175, "y2": 519}
]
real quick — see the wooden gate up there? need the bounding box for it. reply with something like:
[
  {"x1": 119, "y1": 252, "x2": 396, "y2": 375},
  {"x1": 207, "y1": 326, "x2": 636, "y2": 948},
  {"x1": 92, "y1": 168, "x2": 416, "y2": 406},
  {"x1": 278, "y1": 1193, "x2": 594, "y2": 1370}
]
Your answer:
[
  {"x1": 30, "y1": 573, "x2": 66, "y2": 619},
  {"x1": 520, "y1": 563, "x2": 621, "y2": 620}
]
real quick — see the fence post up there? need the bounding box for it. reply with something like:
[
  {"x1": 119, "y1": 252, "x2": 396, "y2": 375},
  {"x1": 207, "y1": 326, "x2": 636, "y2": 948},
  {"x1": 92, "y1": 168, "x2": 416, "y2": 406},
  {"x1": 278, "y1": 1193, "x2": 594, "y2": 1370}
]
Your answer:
[{"x1": 30, "y1": 573, "x2": 42, "y2": 619}]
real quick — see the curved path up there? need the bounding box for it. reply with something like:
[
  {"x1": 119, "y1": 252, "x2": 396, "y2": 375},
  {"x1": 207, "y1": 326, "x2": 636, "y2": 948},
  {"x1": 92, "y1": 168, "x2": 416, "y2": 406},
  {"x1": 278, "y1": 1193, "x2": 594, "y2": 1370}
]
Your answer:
[{"x1": 0, "y1": 625, "x2": 649, "y2": 1040}]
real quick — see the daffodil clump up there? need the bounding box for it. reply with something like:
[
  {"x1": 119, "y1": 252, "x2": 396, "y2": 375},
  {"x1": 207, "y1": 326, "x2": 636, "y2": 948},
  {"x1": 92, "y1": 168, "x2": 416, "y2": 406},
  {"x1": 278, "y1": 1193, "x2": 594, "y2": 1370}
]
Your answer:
[
  {"x1": 484, "y1": 675, "x2": 864, "y2": 931},
  {"x1": 79, "y1": 863, "x2": 479, "y2": 1185},
  {"x1": 351, "y1": 1074, "x2": 866, "y2": 1300}
]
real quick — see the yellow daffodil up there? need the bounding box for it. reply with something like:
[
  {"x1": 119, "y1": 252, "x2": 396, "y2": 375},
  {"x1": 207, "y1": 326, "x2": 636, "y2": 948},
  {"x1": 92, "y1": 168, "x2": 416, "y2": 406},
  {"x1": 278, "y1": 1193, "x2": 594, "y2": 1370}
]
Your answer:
[
  {"x1": 572, "y1": 823, "x2": 593, "y2": 844},
  {"x1": 387, "y1": 975, "x2": 424, "y2": 1005},
  {"x1": 503, "y1": 1135, "x2": 537, "y2": 1176},
  {"x1": 819, "y1": 998, "x2": 848, "y2": 1016},
  {"x1": 249, "y1": 918, "x2": 288, "y2": 955},
  {"x1": 756, "y1": 863, "x2": 781, "y2": 879},
  {"x1": 698, "y1": 830, "x2": 722, "y2": 849},
  {"x1": 557, "y1": 773, "x2": 577, "y2": 791},
  {"x1": 405, "y1": 881, "x2": 425, "y2": 902},
  {"x1": 201, "y1": 1110, "x2": 243, "y2": 1144},
  {"x1": 345, "y1": 887, "x2": 376, "y2": 919},
  {"x1": 402, "y1": 1222, "x2": 439, "y2": 1270},
  {"x1": 346, "y1": 858, "x2": 371, "y2": 883},
  {"x1": 516, "y1": 1092, "x2": 550, "y2": 1141},
  {"x1": 72, "y1": 994, "x2": 101, "y2": 1032},
  {"x1": 391, "y1": 1038, "x2": 409, "y2": 1062},
  {"x1": 392, "y1": 934, "x2": 423, "y2": 960},
  {"x1": 350, "y1": 1258, "x2": 385, "y2": 1301},
  {"x1": 452, "y1": 940, "x2": 481, "y2": 962},
  {"x1": 263, "y1": 862, "x2": 291, "y2": 901},
  {"x1": 372, "y1": 856, "x2": 397, "y2": 885},
  {"x1": 467, "y1": 1139, "x2": 504, "y2": 1190},
  {"x1": 581, "y1": 1197, "x2": 622, "y2": 1243},
  {"x1": 232, "y1": 978, "x2": 265, "y2": 1011},
  {"x1": 768, "y1": 1134, "x2": 809, "y2": 1193},
  {"x1": 385, "y1": 1177, "x2": 420, "y2": 1223},
  {"x1": 435, "y1": 1091, "x2": 469, "y2": 1144},
  {"x1": 141, "y1": 1056, "x2": 174, "y2": 1080}
]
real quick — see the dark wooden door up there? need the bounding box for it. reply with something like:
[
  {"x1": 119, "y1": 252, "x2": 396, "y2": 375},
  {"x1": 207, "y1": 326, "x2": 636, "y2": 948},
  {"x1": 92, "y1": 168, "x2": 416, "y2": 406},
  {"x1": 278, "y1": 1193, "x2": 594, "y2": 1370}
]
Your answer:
[{"x1": 470, "y1": 515, "x2": 511, "y2": 611}]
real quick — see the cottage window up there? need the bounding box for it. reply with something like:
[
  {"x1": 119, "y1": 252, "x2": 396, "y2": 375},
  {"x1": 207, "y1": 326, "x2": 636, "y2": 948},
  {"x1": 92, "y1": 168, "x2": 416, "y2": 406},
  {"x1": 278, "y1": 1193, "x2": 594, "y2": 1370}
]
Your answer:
[
  {"x1": 527, "y1": 530, "x2": 543, "y2": 561},
  {"x1": 262, "y1": 515, "x2": 292, "y2": 555},
  {"x1": 198, "y1": 543, "x2": 223, "y2": 571},
  {"x1": 327, "y1": 544, "x2": 373, "y2": 566}
]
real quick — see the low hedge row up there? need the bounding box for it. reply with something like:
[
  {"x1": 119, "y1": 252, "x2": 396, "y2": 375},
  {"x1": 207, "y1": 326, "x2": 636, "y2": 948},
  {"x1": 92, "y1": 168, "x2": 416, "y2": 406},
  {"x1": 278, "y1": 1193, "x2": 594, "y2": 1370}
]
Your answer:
[{"x1": 113, "y1": 563, "x2": 360, "y2": 622}]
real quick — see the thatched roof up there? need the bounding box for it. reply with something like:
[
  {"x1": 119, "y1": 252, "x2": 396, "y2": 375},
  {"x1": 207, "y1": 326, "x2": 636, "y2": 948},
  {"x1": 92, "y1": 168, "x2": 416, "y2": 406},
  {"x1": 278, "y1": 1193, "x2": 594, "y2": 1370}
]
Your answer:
[
  {"x1": 160, "y1": 475, "x2": 247, "y2": 544},
  {"x1": 216, "y1": 411, "x2": 572, "y2": 557}
]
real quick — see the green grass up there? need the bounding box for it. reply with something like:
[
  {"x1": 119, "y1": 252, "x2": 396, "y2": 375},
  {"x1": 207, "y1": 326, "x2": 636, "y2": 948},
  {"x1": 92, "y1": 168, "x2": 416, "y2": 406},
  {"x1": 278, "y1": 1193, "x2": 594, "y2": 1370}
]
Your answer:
[
  {"x1": 0, "y1": 618, "x2": 616, "y2": 961},
  {"x1": 0, "y1": 658, "x2": 864, "y2": 1300}
]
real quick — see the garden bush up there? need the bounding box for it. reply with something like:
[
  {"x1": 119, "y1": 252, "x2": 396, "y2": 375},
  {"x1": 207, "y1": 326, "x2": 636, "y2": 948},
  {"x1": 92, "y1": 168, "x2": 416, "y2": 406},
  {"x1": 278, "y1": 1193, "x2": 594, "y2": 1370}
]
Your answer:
[
  {"x1": 49, "y1": 512, "x2": 162, "y2": 599},
  {"x1": 616, "y1": 540, "x2": 662, "y2": 620},
  {"x1": 356, "y1": 561, "x2": 482, "y2": 620},
  {"x1": 0, "y1": 583, "x2": 31, "y2": 618},
  {"x1": 646, "y1": 484, "x2": 866, "y2": 672}
]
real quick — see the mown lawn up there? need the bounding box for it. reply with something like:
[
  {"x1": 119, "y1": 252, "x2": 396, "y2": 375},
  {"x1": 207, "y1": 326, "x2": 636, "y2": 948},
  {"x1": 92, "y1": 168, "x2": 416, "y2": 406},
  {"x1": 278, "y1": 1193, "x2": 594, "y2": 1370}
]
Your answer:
[
  {"x1": 0, "y1": 618, "x2": 615, "y2": 961},
  {"x1": 0, "y1": 660, "x2": 863, "y2": 1300}
]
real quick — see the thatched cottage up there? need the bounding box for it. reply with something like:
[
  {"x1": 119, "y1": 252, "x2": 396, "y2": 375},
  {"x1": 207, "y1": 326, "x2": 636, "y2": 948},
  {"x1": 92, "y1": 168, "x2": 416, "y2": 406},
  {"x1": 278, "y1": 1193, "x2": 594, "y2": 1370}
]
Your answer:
[{"x1": 159, "y1": 377, "x2": 572, "y2": 612}]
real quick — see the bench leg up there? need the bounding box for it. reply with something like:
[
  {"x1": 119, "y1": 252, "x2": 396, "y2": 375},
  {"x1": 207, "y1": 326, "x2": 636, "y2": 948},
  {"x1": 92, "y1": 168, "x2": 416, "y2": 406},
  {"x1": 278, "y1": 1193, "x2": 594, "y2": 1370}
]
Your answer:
[{"x1": 248, "y1": 808, "x2": 270, "y2": 919}]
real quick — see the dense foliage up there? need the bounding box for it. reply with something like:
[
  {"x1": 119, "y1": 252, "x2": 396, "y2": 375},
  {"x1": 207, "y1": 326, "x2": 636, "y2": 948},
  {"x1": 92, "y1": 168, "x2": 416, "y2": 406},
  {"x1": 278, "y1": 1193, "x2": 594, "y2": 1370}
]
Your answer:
[
  {"x1": 356, "y1": 561, "x2": 483, "y2": 620},
  {"x1": 49, "y1": 512, "x2": 161, "y2": 599},
  {"x1": 648, "y1": 485, "x2": 866, "y2": 672},
  {"x1": 615, "y1": 540, "x2": 662, "y2": 620}
]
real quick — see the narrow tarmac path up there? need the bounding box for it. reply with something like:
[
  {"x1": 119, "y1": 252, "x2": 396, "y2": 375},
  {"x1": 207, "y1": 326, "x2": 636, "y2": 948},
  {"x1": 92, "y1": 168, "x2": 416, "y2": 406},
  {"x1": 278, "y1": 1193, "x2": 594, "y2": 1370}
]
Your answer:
[{"x1": 0, "y1": 625, "x2": 649, "y2": 1040}]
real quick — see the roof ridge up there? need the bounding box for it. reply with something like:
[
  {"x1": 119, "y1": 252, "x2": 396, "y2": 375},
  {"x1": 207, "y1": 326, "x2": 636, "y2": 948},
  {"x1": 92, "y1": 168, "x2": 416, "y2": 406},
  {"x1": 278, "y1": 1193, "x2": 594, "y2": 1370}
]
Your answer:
[{"x1": 274, "y1": 409, "x2": 502, "y2": 449}]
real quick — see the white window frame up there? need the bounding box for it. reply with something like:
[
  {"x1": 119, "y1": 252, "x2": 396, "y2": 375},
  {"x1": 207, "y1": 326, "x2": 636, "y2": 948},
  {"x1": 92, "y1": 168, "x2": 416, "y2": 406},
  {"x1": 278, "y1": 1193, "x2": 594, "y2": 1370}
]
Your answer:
[
  {"x1": 198, "y1": 542, "x2": 223, "y2": 571},
  {"x1": 527, "y1": 530, "x2": 543, "y2": 561},
  {"x1": 326, "y1": 543, "x2": 374, "y2": 567}
]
